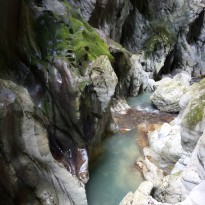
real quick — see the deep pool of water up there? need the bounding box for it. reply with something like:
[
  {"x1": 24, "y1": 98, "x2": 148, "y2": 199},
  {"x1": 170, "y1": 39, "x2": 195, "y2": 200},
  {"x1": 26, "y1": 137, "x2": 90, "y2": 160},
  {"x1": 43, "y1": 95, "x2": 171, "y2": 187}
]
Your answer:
[
  {"x1": 86, "y1": 129, "x2": 143, "y2": 205},
  {"x1": 86, "y1": 92, "x2": 157, "y2": 205}
]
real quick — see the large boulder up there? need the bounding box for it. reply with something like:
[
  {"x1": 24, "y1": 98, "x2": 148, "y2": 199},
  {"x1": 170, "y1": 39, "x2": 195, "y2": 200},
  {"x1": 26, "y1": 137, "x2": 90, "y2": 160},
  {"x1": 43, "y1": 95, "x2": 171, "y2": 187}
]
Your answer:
[
  {"x1": 150, "y1": 75, "x2": 190, "y2": 113},
  {"x1": 145, "y1": 123, "x2": 183, "y2": 169},
  {"x1": 94, "y1": 31, "x2": 157, "y2": 98}
]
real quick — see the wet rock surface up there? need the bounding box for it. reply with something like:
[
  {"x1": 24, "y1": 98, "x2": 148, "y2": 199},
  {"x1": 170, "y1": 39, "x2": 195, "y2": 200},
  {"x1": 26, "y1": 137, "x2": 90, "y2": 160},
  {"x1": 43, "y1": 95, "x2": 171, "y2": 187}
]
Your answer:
[
  {"x1": 1, "y1": 0, "x2": 205, "y2": 204},
  {"x1": 120, "y1": 79, "x2": 205, "y2": 205},
  {"x1": 0, "y1": 79, "x2": 87, "y2": 205},
  {"x1": 0, "y1": 0, "x2": 117, "y2": 204}
]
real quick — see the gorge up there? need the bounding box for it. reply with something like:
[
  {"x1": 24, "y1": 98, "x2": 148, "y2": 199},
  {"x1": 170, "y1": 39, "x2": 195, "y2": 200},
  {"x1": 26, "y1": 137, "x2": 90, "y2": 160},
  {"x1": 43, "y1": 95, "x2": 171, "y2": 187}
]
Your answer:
[{"x1": 0, "y1": 0, "x2": 205, "y2": 205}]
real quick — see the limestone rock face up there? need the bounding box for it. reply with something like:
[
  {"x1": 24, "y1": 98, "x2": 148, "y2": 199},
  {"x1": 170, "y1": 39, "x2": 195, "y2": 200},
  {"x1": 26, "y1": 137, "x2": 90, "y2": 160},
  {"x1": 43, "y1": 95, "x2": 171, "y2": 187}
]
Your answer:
[
  {"x1": 151, "y1": 76, "x2": 188, "y2": 113},
  {"x1": 74, "y1": 0, "x2": 205, "y2": 78},
  {"x1": 122, "y1": 0, "x2": 205, "y2": 78},
  {"x1": 0, "y1": 0, "x2": 118, "y2": 204},
  {"x1": 1, "y1": 0, "x2": 205, "y2": 204},
  {"x1": 74, "y1": 0, "x2": 133, "y2": 42},
  {"x1": 180, "y1": 132, "x2": 205, "y2": 192},
  {"x1": 172, "y1": 9, "x2": 205, "y2": 77},
  {"x1": 0, "y1": 79, "x2": 87, "y2": 205},
  {"x1": 90, "y1": 55, "x2": 118, "y2": 111},
  {"x1": 180, "y1": 79, "x2": 205, "y2": 153},
  {"x1": 90, "y1": 0, "x2": 133, "y2": 42},
  {"x1": 71, "y1": 0, "x2": 97, "y2": 21},
  {"x1": 121, "y1": 79, "x2": 205, "y2": 205}
]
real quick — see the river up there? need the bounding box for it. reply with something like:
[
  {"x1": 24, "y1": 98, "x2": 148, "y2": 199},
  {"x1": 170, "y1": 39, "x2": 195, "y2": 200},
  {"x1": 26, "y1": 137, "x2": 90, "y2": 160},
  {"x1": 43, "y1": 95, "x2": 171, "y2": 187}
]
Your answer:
[{"x1": 86, "y1": 92, "x2": 174, "y2": 205}]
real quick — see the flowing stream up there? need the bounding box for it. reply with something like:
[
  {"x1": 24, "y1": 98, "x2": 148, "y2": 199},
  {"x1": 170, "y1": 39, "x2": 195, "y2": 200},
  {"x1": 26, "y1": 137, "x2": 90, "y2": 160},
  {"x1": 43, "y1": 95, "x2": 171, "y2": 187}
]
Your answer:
[{"x1": 86, "y1": 92, "x2": 173, "y2": 205}]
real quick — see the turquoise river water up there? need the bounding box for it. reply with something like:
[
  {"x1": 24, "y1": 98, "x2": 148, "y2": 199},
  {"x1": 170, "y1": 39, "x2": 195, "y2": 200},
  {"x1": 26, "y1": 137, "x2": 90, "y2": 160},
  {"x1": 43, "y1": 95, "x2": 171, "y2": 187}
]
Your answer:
[{"x1": 86, "y1": 92, "x2": 154, "y2": 205}]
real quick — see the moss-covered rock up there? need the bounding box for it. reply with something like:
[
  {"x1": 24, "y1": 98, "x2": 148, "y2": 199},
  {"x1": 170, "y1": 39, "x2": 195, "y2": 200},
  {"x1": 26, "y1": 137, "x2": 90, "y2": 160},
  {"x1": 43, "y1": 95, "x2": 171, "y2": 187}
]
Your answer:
[
  {"x1": 181, "y1": 78, "x2": 205, "y2": 130},
  {"x1": 180, "y1": 78, "x2": 205, "y2": 153},
  {"x1": 35, "y1": 0, "x2": 113, "y2": 68},
  {"x1": 183, "y1": 96, "x2": 205, "y2": 130},
  {"x1": 145, "y1": 23, "x2": 176, "y2": 58},
  {"x1": 0, "y1": 1, "x2": 118, "y2": 203},
  {"x1": 89, "y1": 55, "x2": 118, "y2": 110},
  {"x1": 151, "y1": 77, "x2": 187, "y2": 113},
  {"x1": 0, "y1": 78, "x2": 87, "y2": 205}
]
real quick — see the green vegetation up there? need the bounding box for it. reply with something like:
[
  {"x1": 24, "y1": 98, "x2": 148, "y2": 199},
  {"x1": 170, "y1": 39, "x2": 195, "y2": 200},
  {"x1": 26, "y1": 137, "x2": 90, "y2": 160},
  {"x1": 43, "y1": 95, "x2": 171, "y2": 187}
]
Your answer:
[
  {"x1": 183, "y1": 96, "x2": 205, "y2": 130},
  {"x1": 145, "y1": 20, "x2": 176, "y2": 57},
  {"x1": 182, "y1": 79, "x2": 205, "y2": 130},
  {"x1": 36, "y1": 1, "x2": 113, "y2": 67}
]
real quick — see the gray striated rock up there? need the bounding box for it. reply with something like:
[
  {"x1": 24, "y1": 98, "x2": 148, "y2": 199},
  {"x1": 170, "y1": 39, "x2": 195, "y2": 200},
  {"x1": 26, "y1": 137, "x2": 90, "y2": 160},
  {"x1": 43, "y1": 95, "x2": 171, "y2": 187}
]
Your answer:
[
  {"x1": 145, "y1": 123, "x2": 183, "y2": 169},
  {"x1": 122, "y1": 79, "x2": 205, "y2": 205},
  {"x1": 180, "y1": 78, "x2": 205, "y2": 153},
  {"x1": 180, "y1": 132, "x2": 205, "y2": 192},
  {"x1": 122, "y1": 7, "x2": 152, "y2": 52},
  {"x1": 171, "y1": 9, "x2": 205, "y2": 77},
  {"x1": 0, "y1": 79, "x2": 87, "y2": 205},
  {"x1": 89, "y1": 55, "x2": 118, "y2": 111},
  {"x1": 88, "y1": 0, "x2": 133, "y2": 42},
  {"x1": 71, "y1": 0, "x2": 97, "y2": 21},
  {"x1": 0, "y1": 0, "x2": 118, "y2": 203}
]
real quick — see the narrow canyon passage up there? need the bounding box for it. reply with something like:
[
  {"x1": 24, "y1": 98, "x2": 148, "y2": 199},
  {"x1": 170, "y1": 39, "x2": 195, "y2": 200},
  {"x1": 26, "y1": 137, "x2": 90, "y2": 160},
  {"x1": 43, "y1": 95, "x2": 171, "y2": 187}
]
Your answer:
[
  {"x1": 1, "y1": 1, "x2": 205, "y2": 204},
  {"x1": 86, "y1": 92, "x2": 175, "y2": 205},
  {"x1": 86, "y1": 130, "x2": 143, "y2": 205}
]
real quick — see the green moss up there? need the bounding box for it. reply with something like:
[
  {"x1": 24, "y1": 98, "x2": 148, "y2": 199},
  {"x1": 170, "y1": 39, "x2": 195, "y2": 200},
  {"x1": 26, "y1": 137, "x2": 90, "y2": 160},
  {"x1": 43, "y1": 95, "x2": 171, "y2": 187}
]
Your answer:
[
  {"x1": 36, "y1": 1, "x2": 113, "y2": 68},
  {"x1": 145, "y1": 35, "x2": 164, "y2": 56},
  {"x1": 172, "y1": 171, "x2": 182, "y2": 177},
  {"x1": 78, "y1": 80, "x2": 91, "y2": 92},
  {"x1": 183, "y1": 94, "x2": 205, "y2": 130},
  {"x1": 145, "y1": 21, "x2": 176, "y2": 57}
]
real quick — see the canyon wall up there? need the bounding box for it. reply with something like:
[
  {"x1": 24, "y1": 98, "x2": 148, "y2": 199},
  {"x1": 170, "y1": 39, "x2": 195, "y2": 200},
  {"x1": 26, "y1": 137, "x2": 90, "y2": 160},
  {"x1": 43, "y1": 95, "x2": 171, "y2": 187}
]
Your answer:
[{"x1": 1, "y1": 0, "x2": 205, "y2": 204}]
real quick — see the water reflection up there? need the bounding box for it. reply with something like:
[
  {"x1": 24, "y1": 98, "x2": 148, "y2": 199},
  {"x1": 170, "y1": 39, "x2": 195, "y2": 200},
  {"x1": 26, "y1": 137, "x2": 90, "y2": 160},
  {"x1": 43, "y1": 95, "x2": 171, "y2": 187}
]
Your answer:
[{"x1": 86, "y1": 130, "x2": 143, "y2": 205}]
